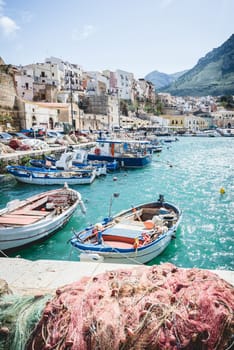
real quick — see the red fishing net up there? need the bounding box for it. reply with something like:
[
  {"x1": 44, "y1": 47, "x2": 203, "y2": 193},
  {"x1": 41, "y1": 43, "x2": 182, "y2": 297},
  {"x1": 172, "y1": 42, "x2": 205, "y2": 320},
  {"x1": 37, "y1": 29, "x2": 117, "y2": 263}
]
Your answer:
[{"x1": 27, "y1": 263, "x2": 234, "y2": 350}]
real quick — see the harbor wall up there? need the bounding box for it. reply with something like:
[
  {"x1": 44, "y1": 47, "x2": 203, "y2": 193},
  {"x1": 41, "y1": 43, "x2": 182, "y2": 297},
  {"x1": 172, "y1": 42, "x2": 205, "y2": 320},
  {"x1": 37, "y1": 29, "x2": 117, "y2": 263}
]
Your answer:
[{"x1": 0, "y1": 258, "x2": 233, "y2": 295}]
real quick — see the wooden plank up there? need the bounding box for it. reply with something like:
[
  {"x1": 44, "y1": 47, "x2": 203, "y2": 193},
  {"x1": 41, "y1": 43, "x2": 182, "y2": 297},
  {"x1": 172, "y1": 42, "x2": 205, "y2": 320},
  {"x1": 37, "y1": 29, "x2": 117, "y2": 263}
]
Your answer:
[
  {"x1": 0, "y1": 215, "x2": 40, "y2": 225},
  {"x1": 10, "y1": 209, "x2": 49, "y2": 217},
  {"x1": 28, "y1": 196, "x2": 48, "y2": 210}
]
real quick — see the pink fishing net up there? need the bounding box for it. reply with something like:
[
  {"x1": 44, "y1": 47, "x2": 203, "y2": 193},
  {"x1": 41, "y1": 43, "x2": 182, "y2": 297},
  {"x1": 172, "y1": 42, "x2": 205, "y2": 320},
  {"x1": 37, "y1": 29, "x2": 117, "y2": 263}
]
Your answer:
[{"x1": 27, "y1": 263, "x2": 234, "y2": 350}]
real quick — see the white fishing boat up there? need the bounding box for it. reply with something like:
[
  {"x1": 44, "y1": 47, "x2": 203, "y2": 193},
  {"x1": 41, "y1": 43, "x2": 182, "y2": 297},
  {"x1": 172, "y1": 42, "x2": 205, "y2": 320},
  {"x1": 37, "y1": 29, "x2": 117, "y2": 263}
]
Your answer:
[
  {"x1": 0, "y1": 183, "x2": 86, "y2": 251},
  {"x1": 70, "y1": 195, "x2": 182, "y2": 264},
  {"x1": 30, "y1": 150, "x2": 108, "y2": 176},
  {"x1": 6, "y1": 164, "x2": 96, "y2": 185}
]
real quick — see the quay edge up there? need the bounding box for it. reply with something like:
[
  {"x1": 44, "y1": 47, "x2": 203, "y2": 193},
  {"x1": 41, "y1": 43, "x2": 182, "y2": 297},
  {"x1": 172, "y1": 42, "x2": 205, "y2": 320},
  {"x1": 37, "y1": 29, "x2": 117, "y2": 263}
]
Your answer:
[
  {"x1": 0, "y1": 142, "x2": 95, "y2": 171},
  {"x1": 0, "y1": 257, "x2": 233, "y2": 295}
]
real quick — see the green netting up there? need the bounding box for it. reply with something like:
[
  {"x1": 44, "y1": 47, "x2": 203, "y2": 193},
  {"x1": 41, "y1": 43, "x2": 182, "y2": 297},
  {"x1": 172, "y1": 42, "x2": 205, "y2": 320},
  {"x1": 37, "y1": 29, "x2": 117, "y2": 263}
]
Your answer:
[{"x1": 0, "y1": 293, "x2": 51, "y2": 350}]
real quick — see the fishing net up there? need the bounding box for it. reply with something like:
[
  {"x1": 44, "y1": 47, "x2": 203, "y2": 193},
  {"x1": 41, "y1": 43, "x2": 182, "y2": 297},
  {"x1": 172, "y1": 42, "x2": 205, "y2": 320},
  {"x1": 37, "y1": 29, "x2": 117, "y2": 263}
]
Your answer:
[
  {"x1": 0, "y1": 293, "x2": 51, "y2": 350},
  {"x1": 23, "y1": 263, "x2": 233, "y2": 350}
]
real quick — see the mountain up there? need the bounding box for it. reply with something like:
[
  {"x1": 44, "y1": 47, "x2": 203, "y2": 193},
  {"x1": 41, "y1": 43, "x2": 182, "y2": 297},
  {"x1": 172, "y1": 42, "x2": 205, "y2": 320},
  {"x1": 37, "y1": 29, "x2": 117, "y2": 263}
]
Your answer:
[
  {"x1": 159, "y1": 34, "x2": 234, "y2": 96},
  {"x1": 144, "y1": 70, "x2": 186, "y2": 89}
]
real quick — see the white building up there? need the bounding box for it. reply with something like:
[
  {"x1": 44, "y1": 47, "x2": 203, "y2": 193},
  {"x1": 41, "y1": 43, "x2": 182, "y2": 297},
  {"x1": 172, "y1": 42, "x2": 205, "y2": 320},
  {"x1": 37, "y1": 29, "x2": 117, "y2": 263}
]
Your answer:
[
  {"x1": 19, "y1": 101, "x2": 81, "y2": 130},
  {"x1": 85, "y1": 71, "x2": 109, "y2": 96},
  {"x1": 115, "y1": 69, "x2": 134, "y2": 100},
  {"x1": 15, "y1": 66, "x2": 34, "y2": 100}
]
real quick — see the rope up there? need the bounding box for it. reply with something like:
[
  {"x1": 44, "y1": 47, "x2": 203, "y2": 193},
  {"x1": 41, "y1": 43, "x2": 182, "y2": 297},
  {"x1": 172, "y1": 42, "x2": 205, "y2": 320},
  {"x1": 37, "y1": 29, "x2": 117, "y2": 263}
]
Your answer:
[{"x1": 0, "y1": 249, "x2": 9, "y2": 258}]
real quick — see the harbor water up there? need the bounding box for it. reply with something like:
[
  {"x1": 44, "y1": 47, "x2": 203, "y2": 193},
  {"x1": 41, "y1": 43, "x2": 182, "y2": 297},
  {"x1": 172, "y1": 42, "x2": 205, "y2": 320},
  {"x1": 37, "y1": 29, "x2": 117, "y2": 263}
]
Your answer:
[{"x1": 1, "y1": 137, "x2": 233, "y2": 270}]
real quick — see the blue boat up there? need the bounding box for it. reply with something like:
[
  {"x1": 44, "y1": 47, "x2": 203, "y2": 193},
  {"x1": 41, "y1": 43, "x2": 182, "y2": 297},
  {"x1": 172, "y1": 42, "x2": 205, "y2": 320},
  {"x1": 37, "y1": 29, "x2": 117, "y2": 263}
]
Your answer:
[
  {"x1": 6, "y1": 165, "x2": 96, "y2": 185},
  {"x1": 87, "y1": 139, "x2": 152, "y2": 168},
  {"x1": 70, "y1": 195, "x2": 182, "y2": 264},
  {"x1": 30, "y1": 149, "x2": 119, "y2": 172},
  {"x1": 70, "y1": 148, "x2": 119, "y2": 172}
]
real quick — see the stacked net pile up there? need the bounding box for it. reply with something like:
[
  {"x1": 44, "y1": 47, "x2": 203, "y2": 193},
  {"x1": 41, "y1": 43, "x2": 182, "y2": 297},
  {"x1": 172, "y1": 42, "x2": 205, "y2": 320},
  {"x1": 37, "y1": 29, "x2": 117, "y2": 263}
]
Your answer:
[{"x1": 26, "y1": 263, "x2": 234, "y2": 350}]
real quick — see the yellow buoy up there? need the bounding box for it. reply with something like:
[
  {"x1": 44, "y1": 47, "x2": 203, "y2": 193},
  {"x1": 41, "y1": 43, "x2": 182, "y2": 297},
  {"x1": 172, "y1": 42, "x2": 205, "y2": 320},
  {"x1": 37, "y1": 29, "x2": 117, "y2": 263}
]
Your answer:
[{"x1": 220, "y1": 187, "x2": 225, "y2": 195}]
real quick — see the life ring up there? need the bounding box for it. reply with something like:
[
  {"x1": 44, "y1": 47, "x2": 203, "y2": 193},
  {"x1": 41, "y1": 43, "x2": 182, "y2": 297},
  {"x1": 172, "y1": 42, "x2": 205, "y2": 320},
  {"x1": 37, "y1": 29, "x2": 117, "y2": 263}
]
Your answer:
[{"x1": 94, "y1": 148, "x2": 101, "y2": 155}]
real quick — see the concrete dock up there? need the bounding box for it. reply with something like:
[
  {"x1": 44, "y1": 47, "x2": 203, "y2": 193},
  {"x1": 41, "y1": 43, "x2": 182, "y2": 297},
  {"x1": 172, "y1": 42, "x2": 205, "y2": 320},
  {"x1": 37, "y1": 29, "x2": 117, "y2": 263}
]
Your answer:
[
  {"x1": 0, "y1": 258, "x2": 233, "y2": 295},
  {"x1": 0, "y1": 142, "x2": 95, "y2": 164}
]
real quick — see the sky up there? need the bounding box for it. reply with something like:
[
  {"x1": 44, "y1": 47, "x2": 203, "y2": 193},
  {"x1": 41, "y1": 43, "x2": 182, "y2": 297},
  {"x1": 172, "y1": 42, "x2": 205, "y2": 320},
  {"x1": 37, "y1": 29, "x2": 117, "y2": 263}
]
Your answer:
[{"x1": 0, "y1": 0, "x2": 233, "y2": 78}]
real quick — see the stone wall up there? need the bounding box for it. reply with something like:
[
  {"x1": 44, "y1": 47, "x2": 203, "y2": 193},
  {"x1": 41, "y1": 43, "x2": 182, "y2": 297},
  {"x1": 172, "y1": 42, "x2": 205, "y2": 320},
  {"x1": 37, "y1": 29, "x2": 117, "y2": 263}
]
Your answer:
[
  {"x1": 0, "y1": 64, "x2": 18, "y2": 130},
  {"x1": 0, "y1": 65, "x2": 17, "y2": 109}
]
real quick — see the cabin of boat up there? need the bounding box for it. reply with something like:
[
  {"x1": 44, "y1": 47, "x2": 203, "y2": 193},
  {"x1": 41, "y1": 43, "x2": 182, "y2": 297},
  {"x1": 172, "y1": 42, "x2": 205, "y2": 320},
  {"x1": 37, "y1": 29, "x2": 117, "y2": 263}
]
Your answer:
[{"x1": 87, "y1": 139, "x2": 152, "y2": 168}]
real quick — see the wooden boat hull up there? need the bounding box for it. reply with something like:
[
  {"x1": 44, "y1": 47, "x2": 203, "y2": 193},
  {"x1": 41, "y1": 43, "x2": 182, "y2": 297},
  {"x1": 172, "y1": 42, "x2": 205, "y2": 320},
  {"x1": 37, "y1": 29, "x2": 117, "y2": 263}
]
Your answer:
[
  {"x1": 71, "y1": 199, "x2": 182, "y2": 264},
  {"x1": 77, "y1": 231, "x2": 176, "y2": 264},
  {"x1": 0, "y1": 186, "x2": 86, "y2": 251},
  {"x1": 6, "y1": 166, "x2": 96, "y2": 185}
]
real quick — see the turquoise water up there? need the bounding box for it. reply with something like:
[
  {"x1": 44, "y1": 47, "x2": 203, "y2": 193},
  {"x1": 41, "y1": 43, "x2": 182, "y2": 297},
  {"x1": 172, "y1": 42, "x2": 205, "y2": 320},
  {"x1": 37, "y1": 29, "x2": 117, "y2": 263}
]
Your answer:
[{"x1": 1, "y1": 137, "x2": 233, "y2": 270}]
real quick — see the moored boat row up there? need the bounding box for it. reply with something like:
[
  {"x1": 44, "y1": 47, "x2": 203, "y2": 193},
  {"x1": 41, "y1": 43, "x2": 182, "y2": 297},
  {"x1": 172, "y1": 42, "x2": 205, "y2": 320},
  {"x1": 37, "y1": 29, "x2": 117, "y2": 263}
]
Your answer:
[{"x1": 1, "y1": 135, "x2": 182, "y2": 264}]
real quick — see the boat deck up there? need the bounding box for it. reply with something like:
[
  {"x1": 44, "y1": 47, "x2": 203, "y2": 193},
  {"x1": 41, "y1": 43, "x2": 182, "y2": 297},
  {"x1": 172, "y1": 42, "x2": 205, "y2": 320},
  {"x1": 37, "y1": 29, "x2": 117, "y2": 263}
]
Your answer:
[
  {"x1": 104, "y1": 240, "x2": 133, "y2": 249},
  {"x1": 104, "y1": 223, "x2": 144, "y2": 239},
  {"x1": 0, "y1": 215, "x2": 41, "y2": 225},
  {"x1": 0, "y1": 197, "x2": 53, "y2": 226}
]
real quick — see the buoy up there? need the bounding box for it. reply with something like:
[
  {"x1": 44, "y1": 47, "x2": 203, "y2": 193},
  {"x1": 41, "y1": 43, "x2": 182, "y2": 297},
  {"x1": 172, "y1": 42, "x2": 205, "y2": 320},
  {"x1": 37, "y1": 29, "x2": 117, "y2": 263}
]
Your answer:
[
  {"x1": 113, "y1": 176, "x2": 118, "y2": 181},
  {"x1": 220, "y1": 187, "x2": 225, "y2": 195}
]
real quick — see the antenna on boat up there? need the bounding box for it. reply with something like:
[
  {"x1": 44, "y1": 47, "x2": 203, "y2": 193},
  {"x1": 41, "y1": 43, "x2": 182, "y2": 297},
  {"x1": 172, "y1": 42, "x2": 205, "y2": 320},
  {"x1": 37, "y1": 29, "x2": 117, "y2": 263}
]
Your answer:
[{"x1": 108, "y1": 193, "x2": 119, "y2": 218}]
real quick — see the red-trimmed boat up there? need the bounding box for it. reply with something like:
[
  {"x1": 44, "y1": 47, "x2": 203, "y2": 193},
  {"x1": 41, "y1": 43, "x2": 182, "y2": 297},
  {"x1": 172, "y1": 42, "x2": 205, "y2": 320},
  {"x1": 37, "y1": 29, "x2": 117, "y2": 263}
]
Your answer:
[{"x1": 70, "y1": 195, "x2": 182, "y2": 264}]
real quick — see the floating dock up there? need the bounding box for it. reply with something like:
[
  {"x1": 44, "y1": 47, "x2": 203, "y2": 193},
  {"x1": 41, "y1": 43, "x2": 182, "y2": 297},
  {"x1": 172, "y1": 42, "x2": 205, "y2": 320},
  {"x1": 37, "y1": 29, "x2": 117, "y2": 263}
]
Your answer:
[{"x1": 0, "y1": 258, "x2": 233, "y2": 295}]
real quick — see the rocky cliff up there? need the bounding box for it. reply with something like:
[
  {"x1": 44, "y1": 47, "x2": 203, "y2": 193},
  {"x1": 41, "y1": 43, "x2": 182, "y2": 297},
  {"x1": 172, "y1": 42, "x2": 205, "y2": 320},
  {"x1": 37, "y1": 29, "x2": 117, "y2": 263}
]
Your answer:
[{"x1": 160, "y1": 34, "x2": 234, "y2": 96}]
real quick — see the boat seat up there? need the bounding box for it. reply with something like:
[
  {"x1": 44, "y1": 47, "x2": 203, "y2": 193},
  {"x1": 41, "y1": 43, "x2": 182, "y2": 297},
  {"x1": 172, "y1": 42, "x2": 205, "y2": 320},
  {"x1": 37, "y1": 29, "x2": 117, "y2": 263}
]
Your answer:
[
  {"x1": 0, "y1": 215, "x2": 40, "y2": 225},
  {"x1": 10, "y1": 209, "x2": 50, "y2": 216},
  {"x1": 28, "y1": 196, "x2": 48, "y2": 210}
]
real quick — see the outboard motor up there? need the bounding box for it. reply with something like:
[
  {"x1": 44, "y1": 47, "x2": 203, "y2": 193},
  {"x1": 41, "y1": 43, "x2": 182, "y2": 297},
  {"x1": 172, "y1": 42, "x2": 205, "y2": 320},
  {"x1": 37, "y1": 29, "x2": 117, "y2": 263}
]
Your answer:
[{"x1": 158, "y1": 194, "x2": 164, "y2": 204}]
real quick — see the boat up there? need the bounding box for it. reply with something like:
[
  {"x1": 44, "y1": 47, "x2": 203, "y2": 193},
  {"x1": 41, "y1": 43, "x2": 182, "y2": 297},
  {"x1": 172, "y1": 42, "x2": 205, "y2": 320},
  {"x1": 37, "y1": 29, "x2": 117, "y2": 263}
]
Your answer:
[
  {"x1": 30, "y1": 149, "x2": 110, "y2": 175},
  {"x1": 147, "y1": 144, "x2": 163, "y2": 153},
  {"x1": 71, "y1": 148, "x2": 119, "y2": 172},
  {"x1": 87, "y1": 139, "x2": 152, "y2": 168},
  {"x1": 70, "y1": 194, "x2": 182, "y2": 264},
  {"x1": 6, "y1": 165, "x2": 96, "y2": 185},
  {"x1": 0, "y1": 183, "x2": 86, "y2": 251}
]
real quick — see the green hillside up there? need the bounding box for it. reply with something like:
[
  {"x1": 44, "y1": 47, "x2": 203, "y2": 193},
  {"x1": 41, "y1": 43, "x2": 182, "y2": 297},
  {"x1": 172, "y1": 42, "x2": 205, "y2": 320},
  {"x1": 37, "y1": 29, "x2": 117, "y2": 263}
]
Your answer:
[{"x1": 161, "y1": 34, "x2": 234, "y2": 96}]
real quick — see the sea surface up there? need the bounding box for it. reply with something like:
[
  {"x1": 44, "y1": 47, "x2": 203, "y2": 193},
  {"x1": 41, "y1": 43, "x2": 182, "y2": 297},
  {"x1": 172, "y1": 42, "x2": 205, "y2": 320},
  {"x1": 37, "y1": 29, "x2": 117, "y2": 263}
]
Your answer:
[{"x1": 1, "y1": 137, "x2": 233, "y2": 270}]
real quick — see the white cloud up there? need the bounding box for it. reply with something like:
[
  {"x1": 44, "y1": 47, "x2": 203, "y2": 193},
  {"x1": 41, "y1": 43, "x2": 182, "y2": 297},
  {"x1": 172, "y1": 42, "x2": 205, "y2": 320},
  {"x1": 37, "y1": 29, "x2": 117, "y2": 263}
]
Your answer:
[
  {"x1": 72, "y1": 24, "x2": 96, "y2": 41},
  {"x1": 0, "y1": 15, "x2": 20, "y2": 36}
]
